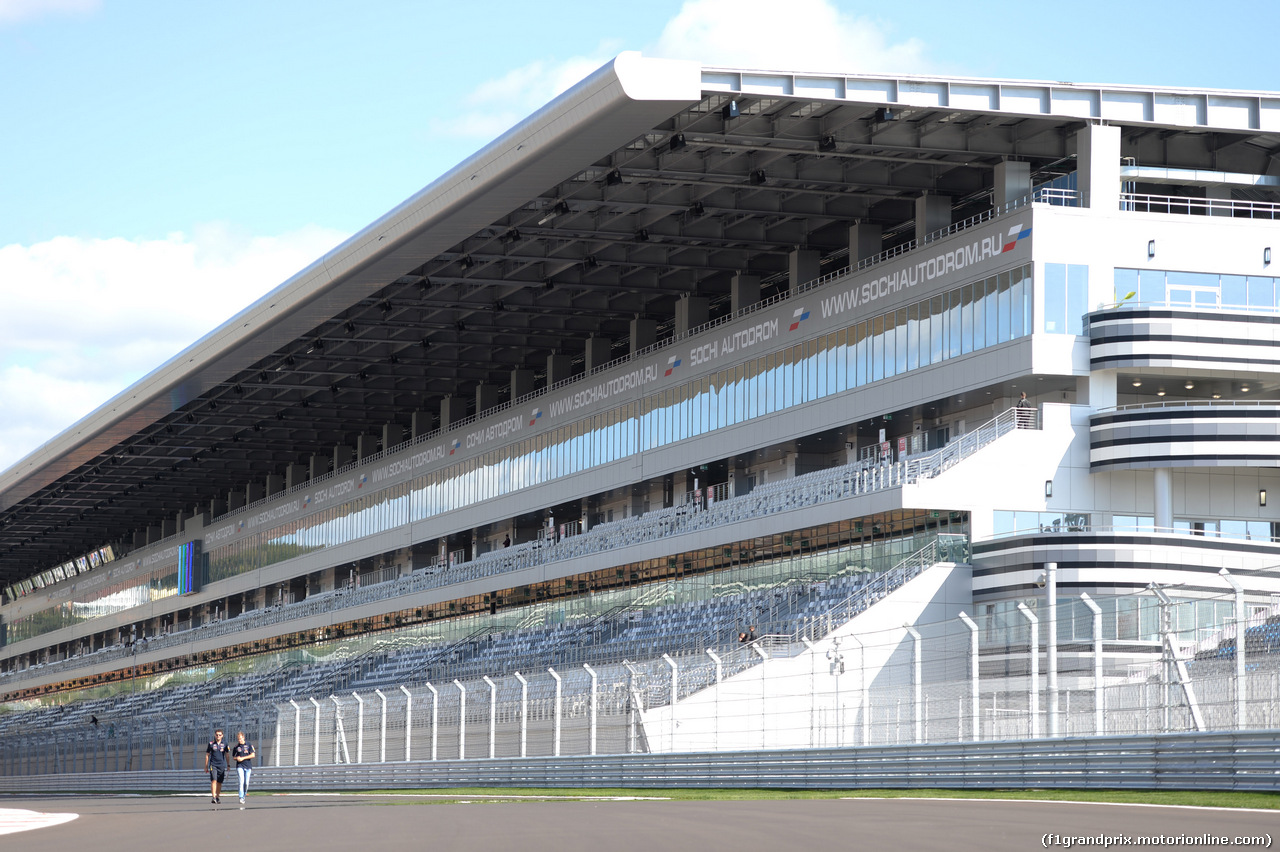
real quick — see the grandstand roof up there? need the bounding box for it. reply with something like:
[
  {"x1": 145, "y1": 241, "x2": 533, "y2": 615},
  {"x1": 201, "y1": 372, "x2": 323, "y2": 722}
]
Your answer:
[{"x1": 3, "y1": 52, "x2": 1279, "y2": 585}]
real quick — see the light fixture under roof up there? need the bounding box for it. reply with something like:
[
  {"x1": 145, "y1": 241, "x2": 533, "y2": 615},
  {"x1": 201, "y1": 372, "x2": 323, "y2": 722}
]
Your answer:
[
  {"x1": 1242, "y1": 385, "x2": 1251, "y2": 393},
  {"x1": 1184, "y1": 380, "x2": 1194, "y2": 390},
  {"x1": 1131, "y1": 379, "x2": 1142, "y2": 387},
  {"x1": 1157, "y1": 388, "x2": 1166, "y2": 396}
]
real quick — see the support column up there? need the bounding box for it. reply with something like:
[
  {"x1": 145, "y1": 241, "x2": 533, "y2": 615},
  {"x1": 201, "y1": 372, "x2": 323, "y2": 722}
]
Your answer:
[
  {"x1": 1076, "y1": 123, "x2": 1121, "y2": 210},
  {"x1": 730, "y1": 273, "x2": 760, "y2": 314},
  {"x1": 208, "y1": 498, "x2": 226, "y2": 519},
  {"x1": 245, "y1": 482, "x2": 264, "y2": 505},
  {"x1": 382, "y1": 423, "x2": 404, "y2": 450},
  {"x1": 411, "y1": 411, "x2": 434, "y2": 438},
  {"x1": 308, "y1": 455, "x2": 328, "y2": 482},
  {"x1": 226, "y1": 490, "x2": 245, "y2": 512},
  {"x1": 546, "y1": 353, "x2": 573, "y2": 386},
  {"x1": 1154, "y1": 467, "x2": 1173, "y2": 532},
  {"x1": 265, "y1": 474, "x2": 284, "y2": 496},
  {"x1": 439, "y1": 396, "x2": 463, "y2": 430},
  {"x1": 848, "y1": 222, "x2": 882, "y2": 266},
  {"x1": 630, "y1": 317, "x2": 657, "y2": 353},
  {"x1": 1087, "y1": 369, "x2": 1117, "y2": 409},
  {"x1": 285, "y1": 464, "x2": 307, "y2": 490},
  {"x1": 788, "y1": 248, "x2": 820, "y2": 292},
  {"x1": 584, "y1": 336, "x2": 612, "y2": 373},
  {"x1": 474, "y1": 383, "x2": 499, "y2": 415},
  {"x1": 332, "y1": 444, "x2": 353, "y2": 471},
  {"x1": 356, "y1": 435, "x2": 378, "y2": 461},
  {"x1": 915, "y1": 194, "x2": 952, "y2": 242},
  {"x1": 1206, "y1": 185, "x2": 1233, "y2": 217},
  {"x1": 674, "y1": 294, "x2": 708, "y2": 336},
  {"x1": 510, "y1": 369, "x2": 535, "y2": 401},
  {"x1": 994, "y1": 160, "x2": 1032, "y2": 209}
]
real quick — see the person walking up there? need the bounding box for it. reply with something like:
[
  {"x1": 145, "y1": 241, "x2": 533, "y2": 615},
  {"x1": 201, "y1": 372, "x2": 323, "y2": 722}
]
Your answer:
[
  {"x1": 232, "y1": 730, "x2": 256, "y2": 806},
  {"x1": 205, "y1": 728, "x2": 230, "y2": 805}
]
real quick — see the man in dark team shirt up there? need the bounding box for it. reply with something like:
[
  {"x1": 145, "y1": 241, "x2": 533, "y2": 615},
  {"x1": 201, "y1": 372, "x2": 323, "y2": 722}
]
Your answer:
[{"x1": 204, "y1": 728, "x2": 230, "y2": 804}]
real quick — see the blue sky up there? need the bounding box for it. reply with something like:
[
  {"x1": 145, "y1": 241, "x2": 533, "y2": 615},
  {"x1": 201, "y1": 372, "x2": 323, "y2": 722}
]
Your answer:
[{"x1": 2, "y1": 0, "x2": 1278, "y2": 470}]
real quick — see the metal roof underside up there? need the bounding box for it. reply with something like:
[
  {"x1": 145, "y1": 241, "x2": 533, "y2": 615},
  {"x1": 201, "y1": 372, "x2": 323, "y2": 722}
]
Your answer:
[{"x1": 2, "y1": 54, "x2": 1279, "y2": 585}]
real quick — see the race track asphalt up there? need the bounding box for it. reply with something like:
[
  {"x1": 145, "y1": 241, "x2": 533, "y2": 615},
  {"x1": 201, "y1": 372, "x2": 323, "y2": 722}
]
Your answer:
[{"x1": 3, "y1": 792, "x2": 1276, "y2": 852}]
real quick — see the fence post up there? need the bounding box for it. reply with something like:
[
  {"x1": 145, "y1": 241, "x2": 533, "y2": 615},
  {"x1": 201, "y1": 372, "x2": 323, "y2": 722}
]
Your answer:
[
  {"x1": 751, "y1": 644, "x2": 768, "y2": 749},
  {"x1": 308, "y1": 698, "x2": 322, "y2": 766},
  {"x1": 453, "y1": 680, "x2": 466, "y2": 760},
  {"x1": 512, "y1": 672, "x2": 528, "y2": 757},
  {"x1": 1080, "y1": 594, "x2": 1104, "y2": 735},
  {"x1": 331, "y1": 696, "x2": 350, "y2": 764},
  {"x1": 1220, "y1": 569, "x2": 1247, "y2": 730},
  {"x1": 399, "y1": 685, "x2": 412, "y2": 762},
  {"x1": 1018, "y1": 602, "x2": 1040, "y2": 738},
  {"x1": 425, "y1": 682, "x2": 438, "y2": 761},
  {"x1": 583, "y1": 663, "x2": 598, "y2": 756},
  {"x1": 958, "y1": 612, "x2": 979, "y2": 742},
  {"x1": 905, "y1": 625, "x2": 922, "y2": 744},
  {"x1": 662, "y1": 654, "x2": 678, "y2": 751},
  {"x1": 548, "y1": 668, "x2": 562, "y2": 757},
  {"x1": 288, "y1": 700, "x2": 300, "y2": 766},
  {"x1": 1045, "y1": 562, "x2": 1059, "y2": 738},
  {"x1": 351, "y1": 692, "x2": 365, "y2": 765},
  {"x1": 375, "y1": 689, "x2": 387, "y2": 763},
  {"x1": 482, "y1": 676, "x2": 497, "y2": 759}
]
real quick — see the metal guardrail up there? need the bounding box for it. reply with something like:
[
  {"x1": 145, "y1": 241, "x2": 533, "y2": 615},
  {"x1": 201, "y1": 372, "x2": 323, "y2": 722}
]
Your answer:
[{"x1": 4, "y1": 731, "x2": 1279, "y2": 792}]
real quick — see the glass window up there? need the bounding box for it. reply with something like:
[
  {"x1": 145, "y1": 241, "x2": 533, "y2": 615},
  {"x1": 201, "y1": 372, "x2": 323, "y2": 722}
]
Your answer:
[
  {"x1": 1138, "y1": 269, "x2": 1165, "y2": 306},
  {"x1": 907, "y1": 303, "x2": 920, "y2": 370},
  {"x1": 985, "y1": 277, "x2": 999, "y2": 347},
  {"x1": 960, "y1": 284, "x2": 974, "y2": 353},
  {"x1": 930, "y1": 295, "x2": 944, "y2": 363},
  {"x1": 1012, "y1": 266, "x2": 1026, "y2": 339},
  {"x1": 1248, "y1": 276, "x2": 1275, "y2": 309},
  {"x1": 1044, "y1": 263, "x2": 1067, "y2": 333},
  {"x1": 871, "y1": 315, "x2": 884, "y2": 381},
  {"x1": 1222, "y1": 275, "x2": 1247, "y2": 307},
  {"x1": 1113, "y1": 268, "x2": 1138, "y2": 304},
  {"x1": 948, "y1": 288, "x2": 962, "y2": 357},
  {"x1": 1066, "y1": 264, "x2": 1088, "y2": 335},
  {"x1": 997, "y1": 272, "x2": 1011, "y2": 341},
  {"x1": 895, "y1": 308, "x2": 908, "y2": 374}
]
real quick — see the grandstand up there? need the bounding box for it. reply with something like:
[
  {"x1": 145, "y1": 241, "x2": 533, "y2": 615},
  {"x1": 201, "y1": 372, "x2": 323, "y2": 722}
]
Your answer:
[{"x1": 3, "y1": 54, "x2": 1280, "y2": 779}]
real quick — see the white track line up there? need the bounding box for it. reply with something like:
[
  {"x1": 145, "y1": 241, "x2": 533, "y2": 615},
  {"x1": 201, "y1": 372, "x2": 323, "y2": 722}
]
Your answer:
[{"x1": 0, "y1": 808, "x2": 78, "y2": 836}]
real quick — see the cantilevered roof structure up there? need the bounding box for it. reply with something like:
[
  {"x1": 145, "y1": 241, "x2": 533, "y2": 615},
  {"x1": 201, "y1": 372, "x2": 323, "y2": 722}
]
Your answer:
[{"x1": 3, "y1": 52, "x2": 1279, "y2": 585}]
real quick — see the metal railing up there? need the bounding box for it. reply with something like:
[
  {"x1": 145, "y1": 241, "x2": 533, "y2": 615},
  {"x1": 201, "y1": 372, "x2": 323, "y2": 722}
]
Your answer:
[{"x1": 1121, "y1": 192, "x2": 1280, "y2": 220}]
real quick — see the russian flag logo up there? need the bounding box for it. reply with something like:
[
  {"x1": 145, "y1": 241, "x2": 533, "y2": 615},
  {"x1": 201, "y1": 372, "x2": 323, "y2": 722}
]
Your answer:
[
  {"x1": 303, "y1": 495, "x2": 311, "y2": 508},
  {"x1": 1002, "y1": 223, "x2": 1031, "y2": 252},
  {"x1": 529, "y1": 407, "x2": 542, "y2": 426},
  {"x1": 789, "y1": 307, "x2": 810, "y2": 331},
  {"x1": 357, "y1": 474, "x2": 367, "y2": 489},
  {"x1": 665, "y1": 355, "x2": 682, "y2": 377},
  {"x1": 450, "y1": 438, "x2": 461, "y2": 455}
]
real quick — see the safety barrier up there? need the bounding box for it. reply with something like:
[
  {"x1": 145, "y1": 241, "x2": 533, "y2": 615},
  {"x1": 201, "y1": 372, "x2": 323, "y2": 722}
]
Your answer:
[{"x1": 3, "y1": 731, "x2": 1278, "y2": 793}]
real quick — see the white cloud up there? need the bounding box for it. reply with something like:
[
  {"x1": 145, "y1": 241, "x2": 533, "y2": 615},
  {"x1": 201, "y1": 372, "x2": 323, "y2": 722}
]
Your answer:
[
  {"x1": 0, "y1": 224, "x2": 349, "y2": 471},
  {"x1": 0, "y1": 0, "x2": 100, "y2": 25},
  {"x1": 439, "y1": 0, "x2": 929, "y2": 144},
  {"x1": 652, "y1": 0, "x2": 928, "y2": 74},
  {"x1": 430, "y1": 47, "x2": 622, "y2": 142}
]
